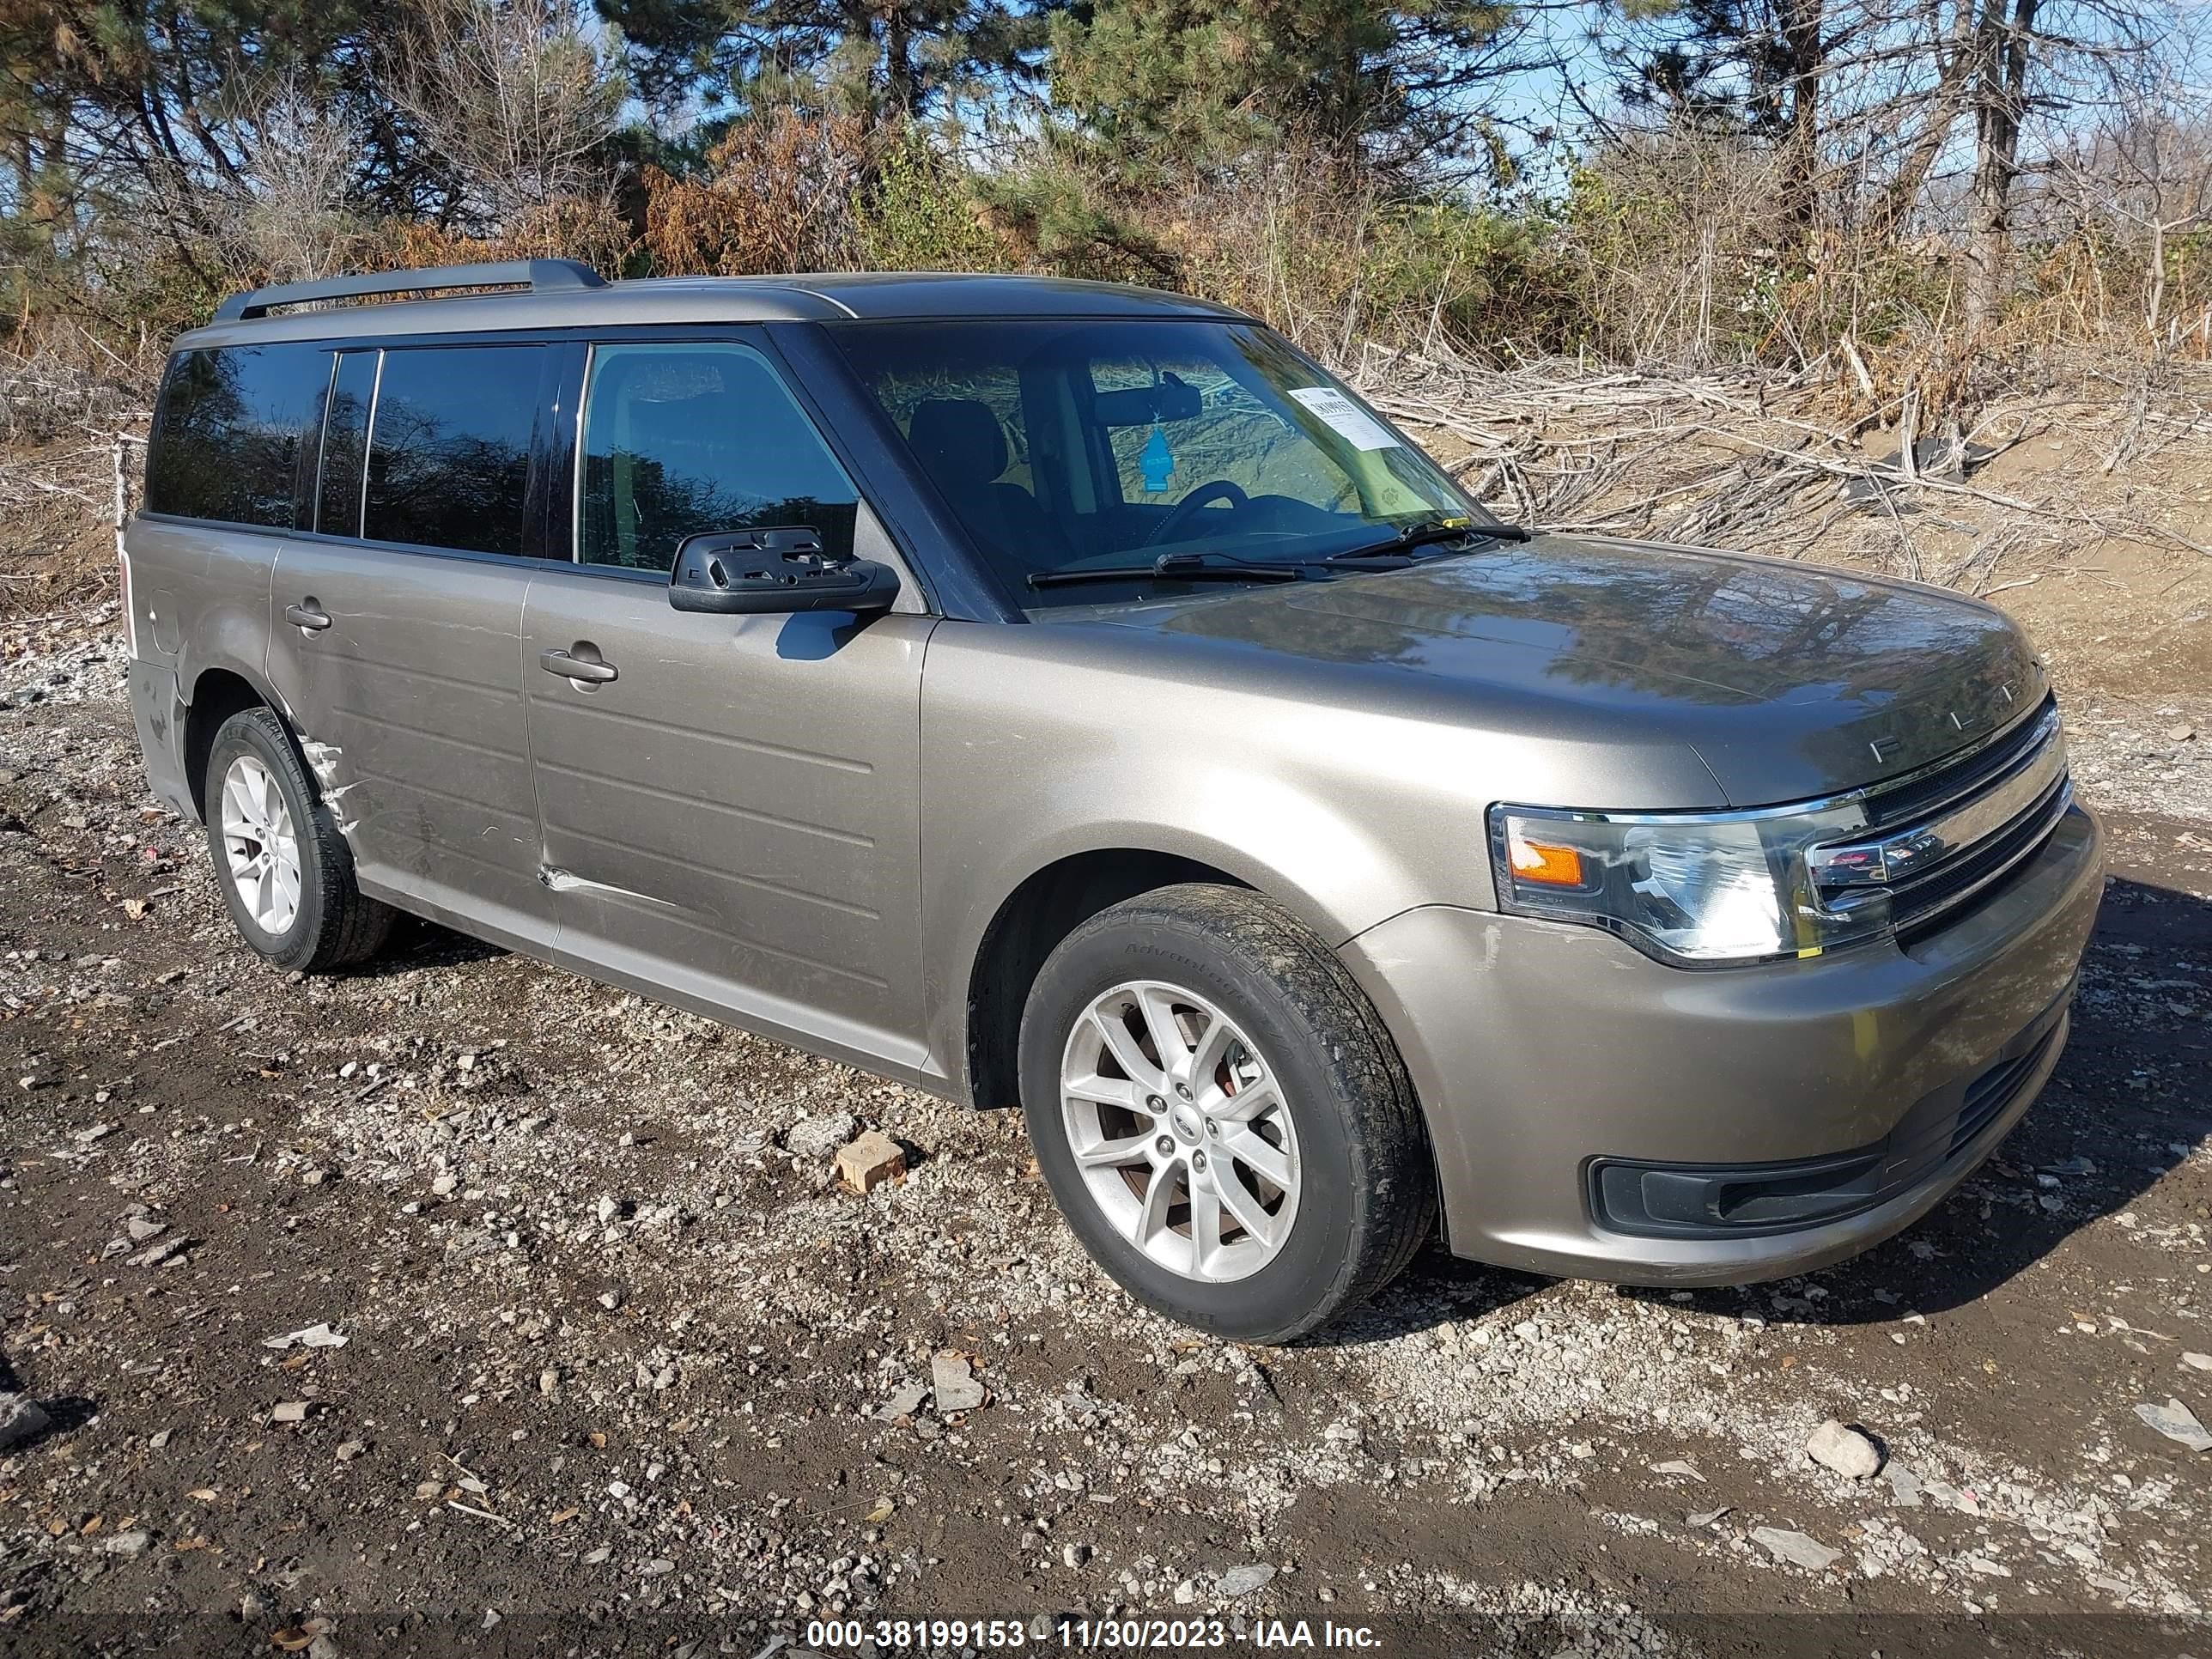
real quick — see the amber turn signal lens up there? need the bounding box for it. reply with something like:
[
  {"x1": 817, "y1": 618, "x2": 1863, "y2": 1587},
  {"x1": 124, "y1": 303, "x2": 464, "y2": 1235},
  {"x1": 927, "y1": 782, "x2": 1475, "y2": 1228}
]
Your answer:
[{"x1": 1508, "y1": 834, "x2": 1584, "y2": 887}]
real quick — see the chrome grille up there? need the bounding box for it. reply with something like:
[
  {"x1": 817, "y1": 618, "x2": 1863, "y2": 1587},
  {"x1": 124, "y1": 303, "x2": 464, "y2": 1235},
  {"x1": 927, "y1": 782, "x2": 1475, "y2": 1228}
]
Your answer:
[{"x1": 1808, "y1": 703, "x2": 2071, "y2": 939}]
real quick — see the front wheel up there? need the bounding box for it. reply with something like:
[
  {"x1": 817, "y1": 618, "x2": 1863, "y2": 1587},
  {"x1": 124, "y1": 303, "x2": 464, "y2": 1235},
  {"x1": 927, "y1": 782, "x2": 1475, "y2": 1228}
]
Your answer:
[{"x1": 1018, "y1": 884, "x2": 1435, "y2": 1342}]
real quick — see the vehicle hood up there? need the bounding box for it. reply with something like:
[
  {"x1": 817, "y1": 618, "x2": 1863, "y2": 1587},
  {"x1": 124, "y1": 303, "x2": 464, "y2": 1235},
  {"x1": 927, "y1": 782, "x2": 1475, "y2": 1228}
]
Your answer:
[{"x1": 1069, "y1": 533, "x2": 2046, "y2": 807}]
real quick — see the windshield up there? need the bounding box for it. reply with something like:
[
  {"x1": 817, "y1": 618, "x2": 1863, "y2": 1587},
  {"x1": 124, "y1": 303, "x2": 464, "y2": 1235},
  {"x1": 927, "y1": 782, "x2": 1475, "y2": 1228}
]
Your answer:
[{"x1": 831, "y1": 319, "x2": 1490, "y2": 605}]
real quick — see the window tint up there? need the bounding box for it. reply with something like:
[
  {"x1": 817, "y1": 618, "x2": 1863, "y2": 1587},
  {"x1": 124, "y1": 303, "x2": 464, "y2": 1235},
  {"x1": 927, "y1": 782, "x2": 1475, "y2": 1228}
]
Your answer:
[
  {"x1": 578, "y1": 342, "x2": 859, "y2": 572},
  {"x1": 364, "y1": 345, "x2": 543, "y2": 554},
  {"x1": 144, "y1": 343, "x2": 329, "y2": 527},
  {"x1": 315, "y1": 350, "x2": 379, "y2": 537}
]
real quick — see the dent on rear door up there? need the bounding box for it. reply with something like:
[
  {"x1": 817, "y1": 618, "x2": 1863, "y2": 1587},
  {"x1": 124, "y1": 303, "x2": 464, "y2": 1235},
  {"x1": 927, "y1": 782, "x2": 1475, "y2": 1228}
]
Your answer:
[{"x1": 264, "y1": 542, "x2": 552, "y2": 944}]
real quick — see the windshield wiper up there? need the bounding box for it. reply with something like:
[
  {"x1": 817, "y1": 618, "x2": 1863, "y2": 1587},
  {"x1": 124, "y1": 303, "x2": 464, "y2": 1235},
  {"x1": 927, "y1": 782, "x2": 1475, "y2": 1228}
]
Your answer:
[
  {"x1": 1326, "y1": 519, "x2": 1532, "y2": 562},
  {"x1": 1028, "y1": 551, "x2": 1303, "y2": 591}
]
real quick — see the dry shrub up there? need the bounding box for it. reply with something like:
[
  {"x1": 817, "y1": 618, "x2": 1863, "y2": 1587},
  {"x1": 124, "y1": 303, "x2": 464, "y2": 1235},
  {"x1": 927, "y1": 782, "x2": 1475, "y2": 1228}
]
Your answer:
[
  {"x1": 359, "y1": 197, "x2": 634, "y2": 275},
  {"x1": 641, "y1": 112, "x2": 875, "y2": 276},
  {"x1": 987, "y1": 137, "x2": 1581, "y2": 361}
]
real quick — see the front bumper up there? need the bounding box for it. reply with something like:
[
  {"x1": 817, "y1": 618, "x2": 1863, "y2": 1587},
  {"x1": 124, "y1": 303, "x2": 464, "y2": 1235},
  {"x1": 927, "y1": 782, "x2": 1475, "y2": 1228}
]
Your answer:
[{"x1": 1339, "y1": 803, "x2": 2105, "y2": 1285}]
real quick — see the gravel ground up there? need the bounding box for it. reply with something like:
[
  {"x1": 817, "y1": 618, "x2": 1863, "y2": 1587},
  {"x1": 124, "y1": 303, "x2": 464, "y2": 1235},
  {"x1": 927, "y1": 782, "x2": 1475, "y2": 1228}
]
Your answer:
[{"x1": 2, "y1": 608, "x2": 2209, "y2": 1658}]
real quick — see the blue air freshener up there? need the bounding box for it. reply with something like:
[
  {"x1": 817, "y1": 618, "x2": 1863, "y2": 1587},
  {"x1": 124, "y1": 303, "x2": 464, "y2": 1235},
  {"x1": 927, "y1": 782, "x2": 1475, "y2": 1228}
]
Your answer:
[{"x1": 1139, "y1": 426, "x2": 1174, "y2": 493}]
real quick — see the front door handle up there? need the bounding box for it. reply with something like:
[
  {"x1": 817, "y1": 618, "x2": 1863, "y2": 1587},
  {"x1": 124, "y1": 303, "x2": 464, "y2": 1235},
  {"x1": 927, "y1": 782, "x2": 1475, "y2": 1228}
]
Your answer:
[
  {"x1": 284, "y1": 603, "x2": 331, "y2": 632},
  {"x1": 540, "y1": 647, "x2": 617, "y2": 684}
]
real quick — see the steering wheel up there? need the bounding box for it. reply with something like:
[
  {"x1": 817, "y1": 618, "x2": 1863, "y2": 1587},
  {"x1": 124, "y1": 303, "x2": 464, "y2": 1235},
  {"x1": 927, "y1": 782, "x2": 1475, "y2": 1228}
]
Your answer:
[{"x1": 1142, "y1": 479, "x2": 1249, "y2": 548}]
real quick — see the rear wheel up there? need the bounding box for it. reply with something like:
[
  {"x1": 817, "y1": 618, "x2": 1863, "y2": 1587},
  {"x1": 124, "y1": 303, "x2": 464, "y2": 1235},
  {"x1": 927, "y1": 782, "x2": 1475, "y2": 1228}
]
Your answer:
[
  {"x1": 1018, "y1": 884, "x2": 1435, "y2": 1342},
  {"x1": 204, "y1": 708, "x2": 392, "y2": 972}
]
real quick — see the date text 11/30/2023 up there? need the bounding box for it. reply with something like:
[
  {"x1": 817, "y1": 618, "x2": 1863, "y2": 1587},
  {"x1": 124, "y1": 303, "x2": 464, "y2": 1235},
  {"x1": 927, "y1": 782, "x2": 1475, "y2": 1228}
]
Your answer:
[{"x1": 800, "y1": 1618, "x2": 1388, "y2": 1650}]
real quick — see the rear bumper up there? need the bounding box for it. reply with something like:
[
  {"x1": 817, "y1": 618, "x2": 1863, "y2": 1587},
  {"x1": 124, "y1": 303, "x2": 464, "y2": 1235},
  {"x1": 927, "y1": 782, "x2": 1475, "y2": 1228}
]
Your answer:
[
  {"x1": 1338, "y1": 803, "x2": 2105, "y2": 1285},
  {"x1": 128, "y1": 659, "x2": 198, "y2": 822}
]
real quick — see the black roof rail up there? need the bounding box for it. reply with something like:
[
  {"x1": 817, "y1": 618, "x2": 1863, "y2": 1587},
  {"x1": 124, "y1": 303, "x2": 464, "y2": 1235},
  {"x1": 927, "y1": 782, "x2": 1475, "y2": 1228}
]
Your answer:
[{"x1": 212, "y1": 258, "x2": 608, "y2": 323}]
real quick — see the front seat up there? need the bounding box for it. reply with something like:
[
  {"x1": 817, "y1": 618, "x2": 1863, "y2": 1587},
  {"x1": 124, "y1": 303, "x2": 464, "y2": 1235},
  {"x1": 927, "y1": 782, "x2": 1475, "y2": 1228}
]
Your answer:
[{"x1": 906, "y1": 398, "x2": 1066, "y2": 575}]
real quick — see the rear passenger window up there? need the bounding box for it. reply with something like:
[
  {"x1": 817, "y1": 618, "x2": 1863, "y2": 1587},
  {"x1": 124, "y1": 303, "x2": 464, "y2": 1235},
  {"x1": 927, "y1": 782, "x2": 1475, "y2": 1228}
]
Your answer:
[
  {"x1": 315, "y1": 350, "x2": 379, "y2": 537},
  {"x1": 144, "y1": 343, "x2": 328, "y2": 527},
  {"x1": 577, "y1": 342, "x2": 859, "y2": 571},
  {"x1": 364, "y1": 345, "x2": 543, "y2": 555}
]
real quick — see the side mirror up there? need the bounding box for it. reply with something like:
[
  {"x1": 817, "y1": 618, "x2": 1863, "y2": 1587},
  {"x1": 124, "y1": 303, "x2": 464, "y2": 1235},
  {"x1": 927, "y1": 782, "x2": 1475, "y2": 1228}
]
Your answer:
[{"x1": 668, "y1": 527, "x2": 901, "y2": 616}]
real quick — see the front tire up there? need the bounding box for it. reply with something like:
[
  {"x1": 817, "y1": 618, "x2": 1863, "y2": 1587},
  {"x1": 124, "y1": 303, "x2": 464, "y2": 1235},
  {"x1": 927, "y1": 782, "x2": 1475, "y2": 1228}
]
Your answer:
[
  {"x1": 1018, "y1": 884, "x2": 1435, "y2": 1342},
  {"x1": 204, "y1": 708, "x2": 392, "y2": 972}
]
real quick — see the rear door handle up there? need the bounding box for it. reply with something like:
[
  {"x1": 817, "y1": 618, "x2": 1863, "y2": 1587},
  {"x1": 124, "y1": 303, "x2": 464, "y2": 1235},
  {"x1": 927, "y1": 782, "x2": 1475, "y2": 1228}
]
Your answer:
[
  {"x1": 540, "y1": 647, "x2": 617, "y2": 684},
  {"x1": 284, "y1": 603, "x2": 331, "y2": 632}
]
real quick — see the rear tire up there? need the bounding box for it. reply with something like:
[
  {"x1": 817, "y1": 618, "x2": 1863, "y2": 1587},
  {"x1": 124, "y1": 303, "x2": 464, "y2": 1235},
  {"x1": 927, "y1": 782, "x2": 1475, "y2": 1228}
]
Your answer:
[
  {"x1": 204, "y1": 707, "x2": 392, "y2": 972},
  {"x1": 1018, "y1": 883, "x2": 1435, "y2": 1342}
]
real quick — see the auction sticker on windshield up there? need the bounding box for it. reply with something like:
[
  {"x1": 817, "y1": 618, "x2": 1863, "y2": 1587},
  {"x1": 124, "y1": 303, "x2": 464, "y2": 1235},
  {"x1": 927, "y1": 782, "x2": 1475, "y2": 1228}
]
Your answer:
[{"x1": 1285, "y1": 386, "x2": 1400, "y2": 450}]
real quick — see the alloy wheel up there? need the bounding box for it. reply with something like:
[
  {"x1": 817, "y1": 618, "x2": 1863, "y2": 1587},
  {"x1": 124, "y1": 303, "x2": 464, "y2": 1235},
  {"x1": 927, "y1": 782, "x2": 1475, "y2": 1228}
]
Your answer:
[
  {"x1": 219, "y1": 753, "x2": 303, "y2": 935},
  {"x1": 1059, "y1": 980, "x2": 1301, "y2": 1283}
]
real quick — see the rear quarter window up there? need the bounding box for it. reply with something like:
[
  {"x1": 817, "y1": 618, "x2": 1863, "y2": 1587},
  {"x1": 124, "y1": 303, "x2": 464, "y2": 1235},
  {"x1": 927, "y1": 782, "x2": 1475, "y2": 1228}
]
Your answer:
[{"x1": 144, "y1": 343, "x2": 331, "y2": 527}]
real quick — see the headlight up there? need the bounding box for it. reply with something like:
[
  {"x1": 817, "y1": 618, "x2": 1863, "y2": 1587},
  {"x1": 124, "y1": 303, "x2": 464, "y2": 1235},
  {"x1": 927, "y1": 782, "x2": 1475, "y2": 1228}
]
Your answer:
[{"x1": 1487, "y1": 798, "x2": 1887, "y2": 966}]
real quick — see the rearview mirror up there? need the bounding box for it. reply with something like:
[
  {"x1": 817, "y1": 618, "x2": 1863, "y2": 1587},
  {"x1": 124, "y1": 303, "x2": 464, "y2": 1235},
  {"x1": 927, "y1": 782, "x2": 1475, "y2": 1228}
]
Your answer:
[
  {"x1": 1092, "y1": 374, "x2": 1203, "y2": 428},
  {"x1": 668, "y1": 527, "x2": 901, "y2": 616}
]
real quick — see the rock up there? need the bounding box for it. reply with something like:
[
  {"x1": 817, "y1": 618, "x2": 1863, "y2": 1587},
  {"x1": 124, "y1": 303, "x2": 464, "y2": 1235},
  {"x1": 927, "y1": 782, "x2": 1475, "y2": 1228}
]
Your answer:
[
  {"x1": 596, "y1": 1195, "x2": 620, "y2": 1224},
  {"x1": 125, "y1": 1216, "x2": 166, "y2": 1243},
  {"x1": 787, "y1": 1112, "x2": 859, "y2": 1161},
  {"x1": 1061, "y1": 1542, "x2": 1088, "y2": 1568},
  {"x1": 131, "y1": 1235, "x2": 185, "y2": 1268},
  {"x1": 263, "y1": 1322, "x2": 347, "y2": 1351},
  {"x1": 1173, "y1": 1580, "x2": 1196, "y2": 1604},
  {"x1": 271, "y1": 1401, "x2": 314, "y2": 1424},
  {"x1": 1882, "y1": 1462, "x2": 1925, "y2": 1507},
  {"x1": 874, "y1": 1382, "x2": 928, "y2": 1421},
  {"x1": 1805, "y1": 1419, "x2": 1884, "y2": 1480},
  {"x1": 932, "y1": 1352, "x2": 986, "y2": 1414},
  {"x1": 2135, "y1": 1397, "x2": 2212, "y2": 1452},
  {"x1": 641, "y1": 1559, "x2": 675, "y2": 1576},
  {"x1": 1686, "y1": 1507, "x2": 1730, "y2": 1528},
  {"x1": 2181, "y1": 1352, "x2": 2212, "y2": 1372},
  {"x1": 149, "y1": 1429, "x2": 171, "y2": 1451},
  {"x1": 1752, "y1": 1527, "x2": 1840, "y2": 1571},
  {"x1": 0, "y1": 1394, "x2": 52, "y2": 1452},
  {"x1": 430, "y1": 1174, "x2": 459, "y2": 1196},
  {"x1": 836, "y1": 1130, "x2": 906, "y2": 1194},
  {"x1": 539, "y1": 1369, "x2": 558, "y2": 1398},
  {"x1": 2166, "y1": 724, "x2": 2195, "y2": 744},
  {"x1": 1218, "y1": 1564, "x2": 1276, "y2": 1597},
  {"x1": 1650, "y1": 1458, "x2": 1705, "y2": 1482},
  {"x1": 101, "y1": 1530, "x2": 151, "y2": 1557},
  {"x1": 335, "y1": 1440, "x2": 367, "y2": 1462}
]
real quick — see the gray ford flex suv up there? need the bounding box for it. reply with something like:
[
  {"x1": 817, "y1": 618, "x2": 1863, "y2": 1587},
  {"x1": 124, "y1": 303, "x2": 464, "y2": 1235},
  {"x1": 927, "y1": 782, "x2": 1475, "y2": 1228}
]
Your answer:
[{"x1": 122, "y1": 259, "x2": 2103, "y2": 1340}]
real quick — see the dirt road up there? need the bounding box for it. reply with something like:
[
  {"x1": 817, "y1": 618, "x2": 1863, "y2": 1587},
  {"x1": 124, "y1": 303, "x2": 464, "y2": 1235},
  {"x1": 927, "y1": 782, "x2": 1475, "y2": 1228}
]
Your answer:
[{"x1": 2, "y1": 606, "x2": 2209, "y2": 1657}]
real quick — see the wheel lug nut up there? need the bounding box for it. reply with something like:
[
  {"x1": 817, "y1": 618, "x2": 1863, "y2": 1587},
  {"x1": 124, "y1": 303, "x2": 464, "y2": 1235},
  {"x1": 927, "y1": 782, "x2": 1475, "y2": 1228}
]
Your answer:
[
  {"x1": 1205, "y1": 1119, "x2": 1218, "y2": 1136},
  {"x1": 1154, "y1": 1135, "x2": 1175, "y2": 1158},
  {"x1": 1191, "y1": 1151, "x2": 1206, "y2": 1172},
  {"x1": 1146, "y1": 1095, "x2": 1165, "y2": 1113},
  {"x1": 1175, "y1": 1083, "x2": 1193, "y2": 1099}
]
